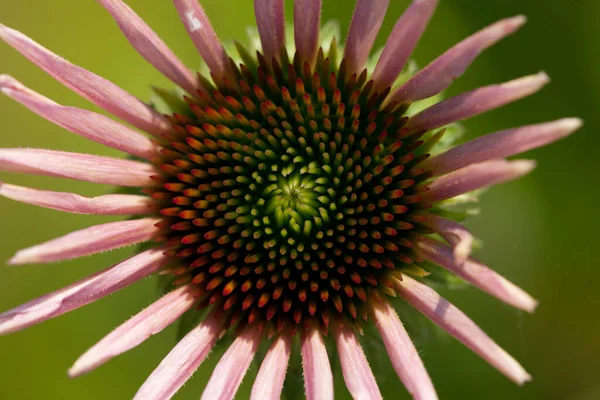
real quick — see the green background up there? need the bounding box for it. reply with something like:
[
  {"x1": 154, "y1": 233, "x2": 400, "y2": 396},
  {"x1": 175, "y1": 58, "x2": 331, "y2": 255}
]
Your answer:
[{"x1": 1, "y1": 0, "x2": 598, "y2": 399}]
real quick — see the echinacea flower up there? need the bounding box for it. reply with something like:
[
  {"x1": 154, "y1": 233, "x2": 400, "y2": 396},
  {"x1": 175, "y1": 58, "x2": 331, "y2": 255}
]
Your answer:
[{"x1": 0, "y1": 0, "x2": 582, "y2": 399}]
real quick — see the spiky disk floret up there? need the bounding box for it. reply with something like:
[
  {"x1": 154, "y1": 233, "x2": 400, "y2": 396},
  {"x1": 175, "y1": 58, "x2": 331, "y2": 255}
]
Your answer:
[{"x1": 150, "y1": 41, "x2": 436, "y2": 333}]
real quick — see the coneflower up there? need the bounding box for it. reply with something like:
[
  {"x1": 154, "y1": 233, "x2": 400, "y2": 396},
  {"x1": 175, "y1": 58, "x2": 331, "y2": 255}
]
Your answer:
[{"x1": 0, "y1": 0, "x2": 581, "y2": 399}]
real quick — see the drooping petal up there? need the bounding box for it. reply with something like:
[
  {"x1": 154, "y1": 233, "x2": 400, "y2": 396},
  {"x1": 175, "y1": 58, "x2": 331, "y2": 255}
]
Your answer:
[
  {"x1": 403, "y1": 73, "x2": 550, "y2": 134},
  {"x1": 0, "y1": 183, "x2": 153, "y2": 215},
  {"x1": 133, "y1": 312, "x2": 226, "y2": 400},
  {"x1": 371, "y1": 299, "x2": 438, "y2": 400},
  {"x1": 372, "y1": 0, "x2": 438, "y2": 92},
  {"x1": 423, "y1": 118, "x2": 583, "y2": 176},
  {"x1": 8, "y1": 217, "x2": 162, "y2": 265},
  {"x1": 333, "y1": 320, "x2": 382, "y2": 400},
  {"x1": 250, "y1": 334, "x2": 292, "y2": 400},
  {"x1": 0, "y1": 248, "x2": 169, "y2": 335},
  {"x1": 0, "y1": 149, "x2": 157, "y2": 187},
  {"x1": 416, "y1": 236, "x2": 538, "y2": 313},
  {"x1": 393, "y1": 274, "x2": 532, "y2": 385},
  {"x1": 254, "y1": 0, "x2": 285, "y2": 63},
  {"x1": 201, "y1": 324, "x2": 262, "y2": 400},
  {"x1": 301, "y1": 325, "x2": 334, "y2": 400},
  {"x1": 419, "y1": 213, "x2": 473, "y2": 264},
  {"x1": 69, "y1": 284, "x2": 199, "y2": 377},
  {"x1": 0, "y1": 75, "x2": 158, "y2": 159},
  {"x1": 0, "y1": 24, "x2": 171, "y2": 136},
  {"x1": 421, "y1": 159, "x2": 536, "y2": 203},
  {"x1": 97, "y1": 0, "x2": 198, "y2": 95},
  {"x1": 294, "y1": 0, "x2": 322, "y2": 66},
  {"x1": 390, "y1": 15, "x2": 527, "y2": 103},
  {"x1": 343, "y1": 0, "x2": 390, "y2": 77}
]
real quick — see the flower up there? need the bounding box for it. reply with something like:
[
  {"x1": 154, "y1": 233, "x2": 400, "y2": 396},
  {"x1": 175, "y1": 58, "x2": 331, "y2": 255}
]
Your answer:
[{"x1": 0, "y1": 0, "x2": 581, "y2": 399}]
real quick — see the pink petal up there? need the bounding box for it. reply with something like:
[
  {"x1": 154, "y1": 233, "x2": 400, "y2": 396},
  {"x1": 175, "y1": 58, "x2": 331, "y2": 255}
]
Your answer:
[
  {"x1": 301, "y1": 325, "x2": 334, "y2": 400},
  {"x1": 0, "y1": 148, "x2": 157, "y2": 187},
  {"x1": 393, "y1": 274, "x2": 532, "y2": 385},
  {"x1": 333, "y1": 320, "x2": 382, "y2": 400},
  {"x1": 419, "y1": 213, "x2": 473, "y2": 264},
  {"x1": 0, "y1": 183, "x2": 153, "y2": 215},
  {"x1": 390, "y1": 15, "x2": 527, "y2": 103},
  {"x1": 343, "y1": 0, "x2": 390, "y2": 77},
  {"x1": 371, "y1": 299, "x2": 438, "y2": 400},
  {"x1": 8, "y1": 217, "x2": 161, "y2": 265},
  {"x1": 133, "y1": 312, "x2": 226, "y2": 400},
  {"x1": 254, "y1": 0, "x2": 286, "y2": 63},
  {"x1": 97, "y1": 0, "x2": 198, "y2": 95},
  {"x1": 201, "y1": 324, "x2": 262, "y2": 400},
  {"x1": 294, "y1": 0, "x2": 322, "y2": 65},
  {"x1": 372, "y1": 0, "x2": 438, "y2": 92},
  {"x1": 69, "y1": 284, "x2": 198, "y2": 377},
  {"x1": 403, "y1": 73, "x2": 550, "y2": 134},
  {"x1": 416, "y1": 236, "x2": 538, "y2": 313},
  {"x1": 423, "y1": 118, "x2": 583, "y2": 176},
  {"x1": 0, "y1": 75, "x2": 158, "y2": 159},
  {"x1": 250, "y1": 334, "x2": 292, "y2": 400},
  {"x1": 422, "y1": 159, "x2": 536, "y2": 203},
  {"x1": 0, "y1": 248, "x2": 168, "y2": 335},
  {"x1": 0, "y1": 24, "x2": 171, "y2": 136}
]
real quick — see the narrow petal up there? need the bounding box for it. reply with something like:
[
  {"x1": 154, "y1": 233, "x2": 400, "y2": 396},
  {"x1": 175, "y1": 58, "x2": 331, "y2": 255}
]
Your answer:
[
  {"x1": 393, "y1": 274, "x2": 532, "y2": 385},
  {"x1": 0, "y1": 75, "x2": 157, "y2": 159},
  {"x1": 390, "y1": 15, "x2": 527, "y2": 103},
  {"x1": 133, "y1": 312, "x2": 226, "y2": 400},
  {"x1": 0, "y1": 149, "x2": 157, "y2": 187},
  {"x1": 371, "y1": 299, "x2": 438, "y2": 400},
  {"x1": 97, "y1": 0, "x2": 198, "y2": 95},
  {"x1": 0, "y1": 183, "x2": 153, "y2": 215},
  {"x1": 419, "y1": 213, "x2": 473, "y2": 264},
  {"x1": 372, "y1": 0, "x2": 438, "y2": 92},
  {"x1": 416, "y1": 236, "x2": 538, "y2": 312},
  {"x1": 250, "y1": 334, "x2": 292, "y2": 400},
  {"x1": 0, "y1": 24, "x2": 171, "y2": 136},
  {"x1": 333, "y1": 320, "x2": 382, "y2": 400},
  {"x1": 422, "y1": 159, "x2": 536, "y2": 203},
  {"x1": 403, "y1": 73, "x2": 550, "y2": 134},
  {"x1": 254, "y1": 0, "x2": 285, "y2": 63},
  {"x1": 8, "y1": 217, "x2": 161, "y2": 265},
  {"x1": 201, "y1": 324, "x2": 262, "y2": 400},
  {"x1": 343, "y1": 0, "x2": 390, "y2": 77},
  {"x1": 301, "y1": 325, "x2": 334, "y2": 400},
  {"x1": 423, "y1": 118, "x2": 583, "y2": 176},
  {"x1": 294, "y1": 0, "x2": 322, "y2": 65},
  {"x1": 0, "y1": 248, "x2": 168, "y2": 335}
]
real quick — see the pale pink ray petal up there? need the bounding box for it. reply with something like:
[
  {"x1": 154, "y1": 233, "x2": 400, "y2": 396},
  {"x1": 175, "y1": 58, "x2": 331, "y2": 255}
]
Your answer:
[
  {"x1": 333, "y1": 320, "x2": 382, "y2": 400},
  {"x1": 0, "y1": 248, "x2": 169, "y2": 335},
  {"x1": 371, "y1": 299, "x2": 438, "y2": 400},
  {"x1": 343, "y1": 0, "x2": 390, "y2": 77},
  {"x1": 294, "y1": 0, "x2": 322, "y2": 66},
  {"x1": 301, "y1": 325, "x2": 334, "y2": 400},
  {"x1": 422, "y1": 159, "x2": 536, "y2": 203},
  {"x1": 0, "y1": 149, "x2": 157, "y2": 187},
  {"x1": 0, "y1": 75, "x2": 158, "y2": 159},
  {"x1": 8, "y1": 217, "x2": 162, "y2": 265},
  {"x1": 423, "y1": 118, "x2": 583, "y2": 176},
  {"x1": 390, "y1": 15, "x2": 527, "y2": 103},
  {"x1": 254, "y1": 0, "x2": 285, "y2": 63},
  {"x1": 404, "y1": 73, "x2": 549, "y2": 134},
  {"x1": 69, "y1": 284, "x2": 198, "y2": 377},
  {"x1": 250, "y1": 334, "x2": 292, "y2": 400},
  {"x1": 0, "y1": 183, "x2": 153, "y2": 215},
  {"x1": 0, "y1": 24, "x2": 171, "y2": 136},
  {"x1": 419, "y1": 213, "x2": 473, "y2": 264},
  {"x1": 133, "y1": 312, "x2": 226, "y2": 400},
  {"x1": 393, "y1": 274, "x2": 532, "y2": 385},
  {"x1": 372, "y1": 0, "x2": 438, "y2": 92},
  {"x1": 97, "y1": 0, "x2": 198, "y2": 95},
  {"x1": 201, "y1": 324, "x2": 262, "y2": 400},
  {"x1": 416, "y1": 236, "x2": 538, "y2": 313}
]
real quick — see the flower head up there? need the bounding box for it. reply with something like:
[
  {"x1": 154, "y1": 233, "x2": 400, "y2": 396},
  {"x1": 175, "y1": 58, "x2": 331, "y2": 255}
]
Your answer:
[{"x1": 0, "y1": 0, "x2": 581, "y2": 399}]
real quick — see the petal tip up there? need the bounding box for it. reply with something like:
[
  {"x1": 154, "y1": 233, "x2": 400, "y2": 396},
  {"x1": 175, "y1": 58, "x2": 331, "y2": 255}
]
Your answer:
[
  {"x1": 559, "y1": 117, "x2": 584, "y2": 133},
  {"x1": 511, "y1": 159, "x2": 537, "y2": 175}
]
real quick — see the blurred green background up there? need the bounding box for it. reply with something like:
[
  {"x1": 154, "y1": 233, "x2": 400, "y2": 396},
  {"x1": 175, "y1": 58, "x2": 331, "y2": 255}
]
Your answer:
[{"x1": 1, "y1": 0, "x2": 598, "y2": 399}]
